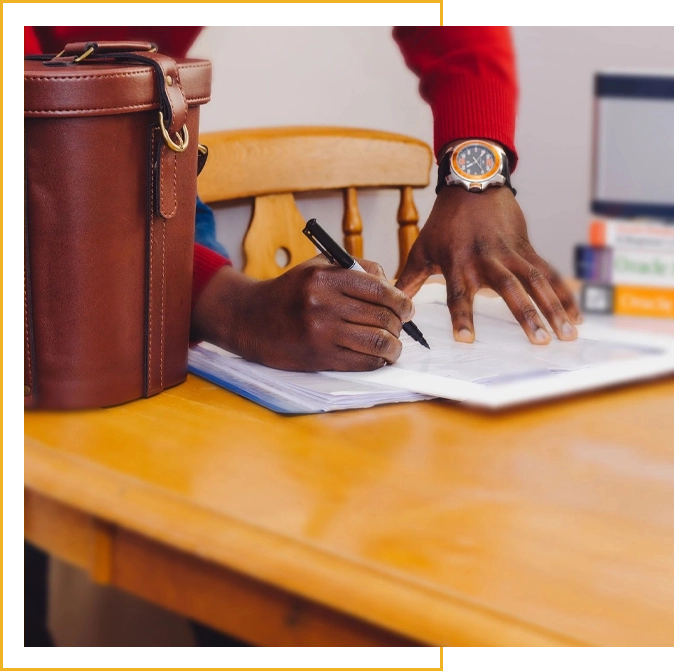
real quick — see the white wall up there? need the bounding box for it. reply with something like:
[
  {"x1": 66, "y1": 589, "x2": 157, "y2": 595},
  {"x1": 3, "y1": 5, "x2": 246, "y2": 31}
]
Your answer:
[
  {"x1": 189, "y1": 27, "x2": 674, "y2": 277},
  {"x1": 512, "y1": 27, "x2": 674, "y2": 276}
]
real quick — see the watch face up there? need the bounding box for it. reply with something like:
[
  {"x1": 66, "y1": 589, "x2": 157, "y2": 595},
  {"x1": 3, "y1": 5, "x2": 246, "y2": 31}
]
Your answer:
[{"x1": 451, "y1": 141, "x2": 501, "y2": 181}]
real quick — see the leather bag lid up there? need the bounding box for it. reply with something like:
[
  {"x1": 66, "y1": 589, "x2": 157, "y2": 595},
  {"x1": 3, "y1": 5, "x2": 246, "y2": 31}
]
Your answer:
[{"x1": 24, "y1": 57, "x2": 211, "y2": 118}]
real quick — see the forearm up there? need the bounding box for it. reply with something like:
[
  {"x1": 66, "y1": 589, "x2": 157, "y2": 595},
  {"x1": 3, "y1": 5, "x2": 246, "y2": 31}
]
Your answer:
[{"x1": 190, "y1": 265, "x2": 260, "y2": 355}]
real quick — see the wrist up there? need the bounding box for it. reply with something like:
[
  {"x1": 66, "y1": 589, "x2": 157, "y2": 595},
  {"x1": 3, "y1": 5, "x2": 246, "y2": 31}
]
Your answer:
[
  {"x1": 191, "y1": 266, "x2": 261, "y2": 354},
  {"x1": 434, "y1": 182, "x2": 517, "y2": 216}
]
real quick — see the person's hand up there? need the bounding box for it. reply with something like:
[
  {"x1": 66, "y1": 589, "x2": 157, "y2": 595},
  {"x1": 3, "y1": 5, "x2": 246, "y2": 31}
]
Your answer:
[
  {"x1": 395, "y1": 186, "x2": 582, "y2": 344},
  {"x1": 191, "y1": 256, "x2": 414, "y2": 371}
]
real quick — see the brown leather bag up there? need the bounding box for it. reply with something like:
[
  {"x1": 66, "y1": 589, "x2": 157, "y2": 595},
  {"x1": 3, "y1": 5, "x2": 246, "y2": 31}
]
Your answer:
[{"x1": 24, "y1": 41, "x2": 212, "y2": 409}]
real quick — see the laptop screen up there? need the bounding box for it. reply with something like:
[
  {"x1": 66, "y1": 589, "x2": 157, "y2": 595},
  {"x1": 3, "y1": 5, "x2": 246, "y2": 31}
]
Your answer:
[{"x1": 592, "y1": 71, "x2": 674, "y2": 220}]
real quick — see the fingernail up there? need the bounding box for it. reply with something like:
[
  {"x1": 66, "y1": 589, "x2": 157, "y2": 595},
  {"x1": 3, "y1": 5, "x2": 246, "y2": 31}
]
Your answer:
[
  {"x1": 409, "y1": 304, "x2": 416, "y2": 320},
  {"x1": 456, "y1": 328, "x2": 473, "y2": 343},
  {"x1": 534, "y1": 328, "x2": 549, "y2": 343},
  {"x1": 574, "y1": 314, "x2": 584, "y2": 324},
  {"x1": 562, "y1": 321, "x2": 577, "y2": 338}
]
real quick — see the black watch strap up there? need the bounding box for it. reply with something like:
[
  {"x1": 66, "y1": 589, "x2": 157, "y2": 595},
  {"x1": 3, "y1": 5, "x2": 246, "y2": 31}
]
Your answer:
[
  {"x1": 435, "y1": 151, "x2": 451, "y2": 194},
  {"x1": 435, "y1": 146, "x2": 517, "y2": 196}
]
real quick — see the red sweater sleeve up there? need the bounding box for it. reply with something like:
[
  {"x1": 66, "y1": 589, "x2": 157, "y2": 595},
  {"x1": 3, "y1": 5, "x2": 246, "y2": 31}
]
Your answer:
[
  {"x1": 393, "y1": 27, "x2": 518, "y2": 169},
  {"x1": 192, "y1": 244, "x2": 231, "y2": 311},
  {"x1": 24, "y1": 26, "x2": 41, "y2": 55}
]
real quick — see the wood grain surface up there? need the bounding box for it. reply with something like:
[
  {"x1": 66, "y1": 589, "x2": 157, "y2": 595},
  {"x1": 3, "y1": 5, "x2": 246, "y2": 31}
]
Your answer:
[
  {"x1": 24, "y1": 369, "x2": 674, "y2": 646},
  {"x1": 197, "y1": 126, "x2": 432, "y2": 203}
]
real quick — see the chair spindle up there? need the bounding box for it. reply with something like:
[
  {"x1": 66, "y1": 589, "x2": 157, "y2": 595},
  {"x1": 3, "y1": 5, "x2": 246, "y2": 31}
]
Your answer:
[
  {"x1": 342, "y1": 187, "x2": 363, "y2": 258},
  {"x1": 396, "y1": 186, "x2": 420, "y2": 279}
]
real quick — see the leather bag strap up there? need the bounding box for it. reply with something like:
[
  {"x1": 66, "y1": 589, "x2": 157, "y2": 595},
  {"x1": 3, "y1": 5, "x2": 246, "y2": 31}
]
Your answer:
[{"x1": 32, "y1": 42, "x2": 189, "y2": 149}]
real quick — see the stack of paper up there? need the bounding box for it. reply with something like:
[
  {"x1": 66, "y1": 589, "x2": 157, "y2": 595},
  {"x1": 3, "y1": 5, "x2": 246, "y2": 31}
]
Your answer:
[
  {"x1": 188, "y1": 285, "x2": 674, "y2": 414},
  {"x1": 189, "y1": 344, "x2": 431, "y2": 414}
]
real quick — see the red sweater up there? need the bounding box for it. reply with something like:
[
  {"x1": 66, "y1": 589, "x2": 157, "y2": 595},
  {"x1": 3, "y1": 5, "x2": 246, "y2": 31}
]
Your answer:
[
  {"x1": 393, "y1": 27, "x2": 518, "y2": 167},
  {"x1": 25, "y1": 26, "x2": 518, "y2": 301}
]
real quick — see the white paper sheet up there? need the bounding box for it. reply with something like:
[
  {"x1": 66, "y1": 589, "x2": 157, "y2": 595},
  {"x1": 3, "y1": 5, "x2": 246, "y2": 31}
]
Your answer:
[
  {"x1": 189, "y1": 284, "x2": 674, "y2": 413},
  {"x1": 326, "y1": 285, "x2": 674, "y2": 408}
]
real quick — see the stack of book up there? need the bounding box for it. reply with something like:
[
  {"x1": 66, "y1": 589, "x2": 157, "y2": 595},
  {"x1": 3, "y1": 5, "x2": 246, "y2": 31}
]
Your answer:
[
  {"x1": 575, "y1": 70, "x2": 674, "y2": 320},
  {"x1": 575, "y1": 217, "x2": 674, "y2": 319}
]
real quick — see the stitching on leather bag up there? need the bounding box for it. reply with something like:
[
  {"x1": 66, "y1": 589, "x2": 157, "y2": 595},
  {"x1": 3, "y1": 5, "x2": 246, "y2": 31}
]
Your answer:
[
  {"x1": 24, "y1": 267, "x2": 33, "y2": 395},
  {"x1": 175, "y1": 70, "x2": 188, "y2": 123},
  {"x1": 175, "y1": 63, "x2": 211, "y2": 71},
  {"x1": 24, "y1": 63, "x2": 210, "y2": 81},
  {"x1": 160, "y1": 218, "x2": 166, "y2": 390},
  {"x1": 26, "y1": 103, "x2": 155, "y2": 114},
  {"x1": 159, "y1": 152, "x2": 166, "y2": 219},
  {"x1": 159, "y1": 150, "x2": 178, "y2": 219},
  {"x1": 166, "y1": 95, "x2": 176, "y2": 128},
  {"x1": 26, "y1": 98, "x2": 207, "y2": 114},
  {"x1": 24, "y1": 144, "x2": 34, "y2": 402},
  {"x1": 25, "y1": 71, "x2": 149, "y2": 81},
  {"x1": 164, "y1": 63, "x2": 177, "y2": 130},
  {"x1": 162, "y1": 61, "x2": 187, "y2": 218},
  {"x1": 148, "y1": 132, "x2": 155, "y2": 392},
  {"x1": 163, "y1": 59, "x2": 187, "y2": 131},
  {"x1": 172, "y1": 150, "x2": 178, "y2": 217}
]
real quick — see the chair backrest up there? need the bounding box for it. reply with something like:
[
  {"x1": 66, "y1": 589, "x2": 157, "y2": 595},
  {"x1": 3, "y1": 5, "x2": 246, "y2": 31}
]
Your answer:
[{"x1": 197, "y1": 126, "x2": 433, "y2": 280}]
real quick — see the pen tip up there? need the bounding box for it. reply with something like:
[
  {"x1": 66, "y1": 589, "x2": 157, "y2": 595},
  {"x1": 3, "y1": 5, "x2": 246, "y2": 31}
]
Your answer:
[{"x1": 421, "y1": 340, "x2": 430, "y2": 349}]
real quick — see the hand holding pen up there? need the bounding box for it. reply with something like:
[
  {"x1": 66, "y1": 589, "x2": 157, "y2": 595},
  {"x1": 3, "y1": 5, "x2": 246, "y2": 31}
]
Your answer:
[
  {"x1": 193, "y1": 231, "x2": 416, "y2": 372},
  {"x1": 303, "y1": 219, "x2": 430, "y2": 349}
]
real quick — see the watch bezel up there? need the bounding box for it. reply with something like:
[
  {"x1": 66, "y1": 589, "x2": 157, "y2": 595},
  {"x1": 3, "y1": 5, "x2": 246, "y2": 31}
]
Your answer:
[{"x1": 449, "y1": 140, "x2": 502, "y2": 183}]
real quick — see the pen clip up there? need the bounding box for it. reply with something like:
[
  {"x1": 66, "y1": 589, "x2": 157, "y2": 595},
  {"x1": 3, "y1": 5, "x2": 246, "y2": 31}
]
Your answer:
[{"x1": 302, "y1": 220, "x2": 338, "y2": 265}]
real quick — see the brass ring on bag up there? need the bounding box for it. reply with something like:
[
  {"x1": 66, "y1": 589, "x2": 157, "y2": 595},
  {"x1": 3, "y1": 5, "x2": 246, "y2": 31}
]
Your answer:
[
  {"x1": 159, "y1": 111, "x2": 189, "y2": 153},
  {"x1": 73, "y1": 45, "x2": 95, "y2": 63}
]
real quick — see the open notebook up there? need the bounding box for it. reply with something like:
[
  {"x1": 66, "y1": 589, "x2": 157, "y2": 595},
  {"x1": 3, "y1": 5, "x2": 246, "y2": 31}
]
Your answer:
[{"x1": 188, "y1": 284, "x2": 674, "y2": 414}]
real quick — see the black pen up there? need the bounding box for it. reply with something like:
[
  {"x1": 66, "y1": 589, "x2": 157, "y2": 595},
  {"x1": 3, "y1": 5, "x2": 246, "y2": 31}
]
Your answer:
[{"x1": 302, "y1": 218, "x2": 430, "y2": 349}]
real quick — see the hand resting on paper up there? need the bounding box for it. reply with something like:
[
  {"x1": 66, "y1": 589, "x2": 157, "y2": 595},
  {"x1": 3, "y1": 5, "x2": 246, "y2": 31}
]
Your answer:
[
  {"x1": 396, "y1": 187, "x2": 583, "y2": 345},
  {"x1": 191, "y1": 255, "x2": 414, "y2": 372}
]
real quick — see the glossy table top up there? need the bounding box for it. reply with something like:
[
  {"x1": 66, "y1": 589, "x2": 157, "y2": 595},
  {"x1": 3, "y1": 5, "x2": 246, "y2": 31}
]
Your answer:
[{"x1": 25, "y1": 350, "x2": 674, "y2": 645}]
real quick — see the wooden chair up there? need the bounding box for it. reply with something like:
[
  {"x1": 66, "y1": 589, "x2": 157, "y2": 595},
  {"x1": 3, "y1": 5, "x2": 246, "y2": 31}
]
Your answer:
[{"x1": 197, "y1": 127, "x2": 433, "y2": 280}]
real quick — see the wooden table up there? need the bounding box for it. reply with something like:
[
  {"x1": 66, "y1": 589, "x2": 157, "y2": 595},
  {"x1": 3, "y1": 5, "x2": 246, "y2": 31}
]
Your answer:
[{"x1": 25, "y1": 355, "x2": 674, "y2": 646}]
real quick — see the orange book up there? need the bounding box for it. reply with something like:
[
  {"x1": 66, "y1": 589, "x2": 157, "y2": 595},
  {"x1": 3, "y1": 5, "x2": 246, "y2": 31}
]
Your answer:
[
  {"x1": 614, "y1": 286, "x2": 674, "y2": 319},
  {"x1": 589, "y1": 219, "x2": 608, "y2": 246},
  {"x1": 588, "y1": 218, "x2": 674, "y2": 250},
  {"x1": 582, "y1": 284, "x2": 674, "y2": 319}
]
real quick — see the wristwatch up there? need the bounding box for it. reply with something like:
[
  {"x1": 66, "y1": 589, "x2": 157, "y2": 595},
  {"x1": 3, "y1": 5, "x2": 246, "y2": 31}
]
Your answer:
[{"x1": 436, "y1": 139, "x2": 516, "y2": 195}]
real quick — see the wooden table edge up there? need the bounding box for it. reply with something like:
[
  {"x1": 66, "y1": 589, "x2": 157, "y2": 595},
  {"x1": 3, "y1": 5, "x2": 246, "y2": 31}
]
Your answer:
[{"x1": 25, "y1": 436, "x2": 586, "y2": 647}]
